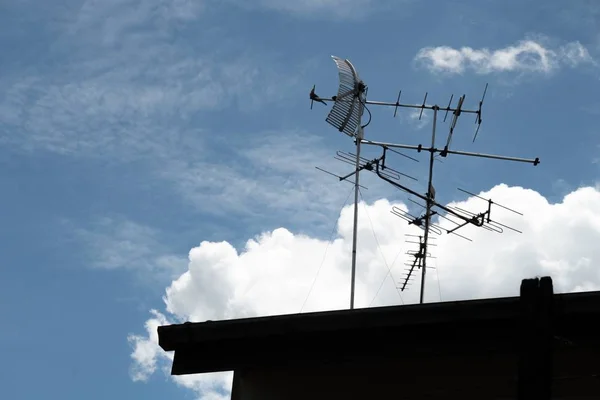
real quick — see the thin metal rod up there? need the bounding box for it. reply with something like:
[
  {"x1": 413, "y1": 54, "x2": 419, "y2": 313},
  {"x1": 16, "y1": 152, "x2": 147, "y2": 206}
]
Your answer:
[
  {"x1": 442, "y1": 148, "x2": 540, "y2": 164},
  {"x1": 368, "y1": 100, "x2": 477, "y2": 114},
  {"x1": 350, "y1": 130, "x2": 362, "y2": 310},
  {"x1": 315, "y1": 98, "x2": 479, "y2": 114},
  {"x1": 361, "y1": 141, "x2": 424, "y2": 152},
  {"x1": 360, "y1": 140, "x2": 539, "y2": 165},
  {"x1": 379, "y1": 167, "x2": 478, "y2": 226},
  {"x1": 421, "y1": 107, "x2": 438, "y2": 304}
]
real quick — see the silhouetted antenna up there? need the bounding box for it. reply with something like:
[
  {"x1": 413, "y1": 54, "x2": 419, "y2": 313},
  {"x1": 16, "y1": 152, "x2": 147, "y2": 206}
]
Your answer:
[
  {"x1": 398, "y1": 235, "x2": 437, "y2": 292},
  {"x1": 443, "y1": 94, "x2": 454, "y2": 122},
  {"x1": 391, "y1": 205, "x2": 443, "y2": 235},
  {"x1": 315, "y1": 148, "x2": 418, "y2": 188},
  {"x1": 314, "y1": 167, "x2": 367, "y2": 190},
  {"x1": 441, "y1": 94, "x2": 465, "y2": 156},
  {"x1": 418, "y1": 92, "x2": 428, "y2": 120},
  {"x1": 405, "y1": 233, "x2": 438, "y2": 247},
  {"x1": 335, "y1": 151, "x2": 417, "y2": 181},
  {"x1": 473, "y1": 83, "x2": 488, "y2": 142},
  {"x1": 404, "y1": 198, "x2": 472, "y2": 241},
  {"x1": 443, "y1": 187, "x2": 525, "y2": 234},
  {"x1": 365, "y1": 106, "x2": 537, "y2": 303},
  {"x1": 309, "y1": 56, "x2": 540, "y2": 306},
  {"x1": 393, "y1": 91, "x2": 402, "y2": 117}
]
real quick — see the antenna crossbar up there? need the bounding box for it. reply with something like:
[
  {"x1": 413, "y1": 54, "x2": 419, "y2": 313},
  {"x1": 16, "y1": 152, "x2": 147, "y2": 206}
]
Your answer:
[
  {"x1": 361, "y1": 140, "x2": 540, "y2": 165},
  {"x1": 314, "y1": 97, "x2": 480, "y2": 115}
]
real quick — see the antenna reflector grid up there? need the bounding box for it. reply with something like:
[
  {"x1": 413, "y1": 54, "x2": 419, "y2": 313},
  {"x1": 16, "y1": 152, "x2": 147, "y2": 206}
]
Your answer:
[{"x1": 326, "y1": 56, "x2": 366, "y2": 137}]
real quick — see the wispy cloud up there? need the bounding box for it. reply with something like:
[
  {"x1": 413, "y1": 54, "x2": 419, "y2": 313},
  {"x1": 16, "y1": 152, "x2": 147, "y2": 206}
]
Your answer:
[
  {"x1": 0, "y1": 0, "x2": 328, "y2": 232},
  {"x1": 232, "y1": 0, "x2": 396, "y2": 20},
  {"x1": 1, "y1": 64, "x2": 352, "y2": 234},
  {"x1": 415, "y1": 39, "x2": 593, "y2": 75},
  {"x1": 1, "y1": 0, "x2": 310, "y2": 158},
  {"x1": 1, "y1": 51, "x2": 300, "y2": 159},
  {"x1": 406, "y1": 109, "x2": 429, "y2": 130},
  {"x1": 73, "y1": 217, "x2": 187, "y2": 277},
  {"x1": 160, "y1": 130, "x2": 400, "y2": 232}
]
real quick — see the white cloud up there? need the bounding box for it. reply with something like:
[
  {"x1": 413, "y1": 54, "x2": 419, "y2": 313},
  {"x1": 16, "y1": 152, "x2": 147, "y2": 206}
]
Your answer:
[
  {"x1": 128, "y1": 310, "x2": 233, "y2": 399},
  {"x1": 129, "y1": 183, "x2": 600, "y2": 398},
  {"x1": 415, "y1": 39, "x2": 593, "y2": 75},
  {"x1": 128, "y1": 310, "x2": 170, "y2": 381},
  {"x1": 407, "y1": 109, "x2": 429, "y2": 130}
]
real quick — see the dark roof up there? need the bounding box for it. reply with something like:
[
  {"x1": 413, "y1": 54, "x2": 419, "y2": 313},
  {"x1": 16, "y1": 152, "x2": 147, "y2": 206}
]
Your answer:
[{"x1": 158, "y1": 291, "x2": 600, "y2": 375}]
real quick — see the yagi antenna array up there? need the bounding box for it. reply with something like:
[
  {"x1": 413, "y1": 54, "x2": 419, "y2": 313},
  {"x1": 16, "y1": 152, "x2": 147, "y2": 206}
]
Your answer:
[
  {"x1": 316, "y1": 148, "x2": 418, "y2": 190},
  {"x1": 309, "y1": 55, "x2": 540, "y2": 307},
  {"x1": 398, "y1": 235, "x2": 437, "y2": 292},
  {"x1": 391, "y1": 186, "x2": 524, "y2": 241}
]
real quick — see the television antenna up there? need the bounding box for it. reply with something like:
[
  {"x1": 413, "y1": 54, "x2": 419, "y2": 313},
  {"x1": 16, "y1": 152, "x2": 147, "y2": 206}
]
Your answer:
[
  {"x1": 399, "y1": 234, "x2": 437, "y2": 292},
  {"x1": 316, "y1": 148, "x2": 418, "y2": 191},
  {"x1": 309, "y1": 56, "x2": 540, "y2": 306}
]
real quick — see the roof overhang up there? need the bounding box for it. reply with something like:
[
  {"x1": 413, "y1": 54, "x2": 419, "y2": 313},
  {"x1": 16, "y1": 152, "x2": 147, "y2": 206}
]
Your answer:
[{"x1": 158, "y1": 291, "x2": 600, "y2": 376}]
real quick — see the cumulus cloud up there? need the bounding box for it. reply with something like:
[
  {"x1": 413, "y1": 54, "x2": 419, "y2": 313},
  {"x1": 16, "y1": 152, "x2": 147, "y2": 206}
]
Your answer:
[
  {"x1": 415, "y1": 39, "x2": 593, "y2": 74},
  {"x1": 128, "y1": 310, "x2": 232, "y2": 400},
  {"x1": 129, "y1": 184, "x2": 600, "y2": 398},
  {"x1": 128, "y1": 310, "x2": 170, "y2": 381}
]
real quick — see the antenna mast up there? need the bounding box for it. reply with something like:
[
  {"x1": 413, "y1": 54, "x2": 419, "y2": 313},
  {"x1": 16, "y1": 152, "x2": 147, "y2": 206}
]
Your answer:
[
  {"x1": 349, "y1": 128, "x2": 362, "y2": 309},
  {"x1": 310, "y1": 57, "x2": 540, "y2": 306},
  {"x1": 421, "y1": 106, "x2": 438, "y2": 304},
  {"x1": 312, "y1": 56, "x2": 367, "y2": 309}
]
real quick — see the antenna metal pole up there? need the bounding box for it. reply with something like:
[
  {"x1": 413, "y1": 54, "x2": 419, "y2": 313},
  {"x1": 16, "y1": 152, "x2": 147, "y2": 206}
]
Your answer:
[
  {"x1": 359, "y1": 140, "x2": 540, "y2": 165},
  {"x1": 421, "y1": 106, "x2": 438, "y2": 304},
  {"x1": 350, "y1": 128, "x2": 363, "y2": 310}
]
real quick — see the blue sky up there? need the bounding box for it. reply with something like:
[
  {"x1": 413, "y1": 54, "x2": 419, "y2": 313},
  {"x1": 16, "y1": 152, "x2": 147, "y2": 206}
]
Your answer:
[{"x1": 2, "y1": 0, "x2": 600, "y2": 399}]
